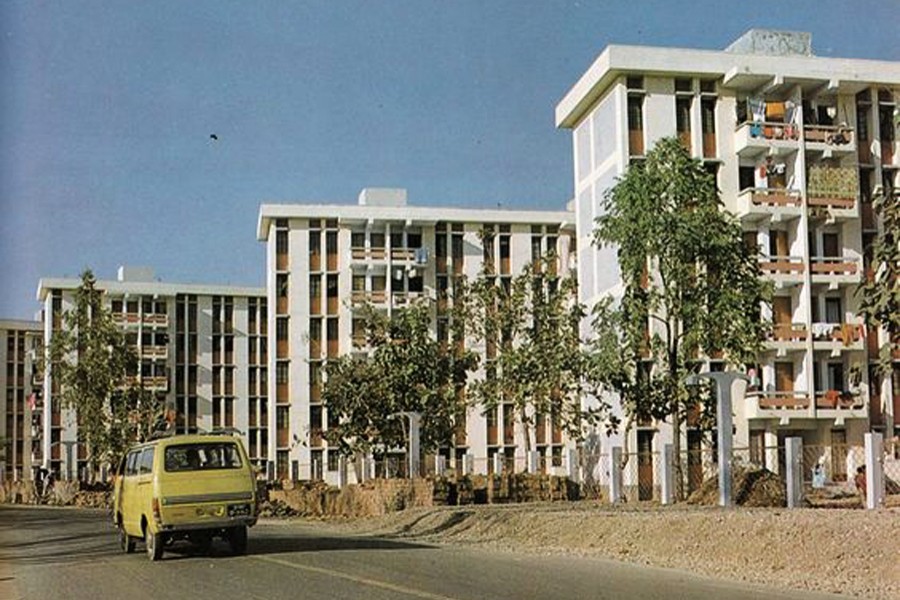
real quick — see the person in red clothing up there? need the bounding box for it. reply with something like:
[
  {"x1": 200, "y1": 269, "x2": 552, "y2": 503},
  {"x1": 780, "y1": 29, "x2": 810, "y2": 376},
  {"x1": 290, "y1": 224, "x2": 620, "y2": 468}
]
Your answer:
[{"x1": 854, "y1": 465, "x2": 867, "y2": 503}]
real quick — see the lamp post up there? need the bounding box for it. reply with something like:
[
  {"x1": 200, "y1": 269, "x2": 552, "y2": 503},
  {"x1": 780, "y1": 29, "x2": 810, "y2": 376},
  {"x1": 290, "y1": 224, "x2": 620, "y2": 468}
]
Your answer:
[
  {"x1": 390, "y1": 411, "x2": 421, "y2": 479},
  {"x1": 685, "y1": 371, "x2": 749, "y2": 507}
]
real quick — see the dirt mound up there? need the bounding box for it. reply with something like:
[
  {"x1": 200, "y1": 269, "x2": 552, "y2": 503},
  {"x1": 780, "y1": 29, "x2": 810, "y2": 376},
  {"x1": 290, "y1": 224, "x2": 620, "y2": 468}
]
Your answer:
[{"x1": 687, "y1": 466, "x2": 786, "y2": 507}]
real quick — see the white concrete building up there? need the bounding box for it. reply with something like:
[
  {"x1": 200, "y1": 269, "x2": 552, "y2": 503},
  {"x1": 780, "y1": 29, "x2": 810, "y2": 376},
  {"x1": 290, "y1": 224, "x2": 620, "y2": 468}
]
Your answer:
[
  {"x1": 36, "y1": 267, "x2": 266, "y2": 479},
  {"x1": 257, "y1": 188, "x2": 576, "y2": 482},
  {"x1": 556, "y1": 30, "x2": 900, "y2": 486},
  {"x1": 0, "y1": 319, "x2": 43, "y2": 481}
]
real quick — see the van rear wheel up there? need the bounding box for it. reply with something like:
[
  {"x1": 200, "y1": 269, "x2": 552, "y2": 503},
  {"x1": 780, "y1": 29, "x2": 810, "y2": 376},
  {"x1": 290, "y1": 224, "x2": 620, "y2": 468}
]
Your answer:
[
  {"x1": 119, "y1": 528, "x2": 135, "y2": 554},
  {"x1": 228, "y1": 525, "x2": 248, "y2": 555},
  {"x1": 145, "y1": 528, "x2": 164, "y2": 561}
]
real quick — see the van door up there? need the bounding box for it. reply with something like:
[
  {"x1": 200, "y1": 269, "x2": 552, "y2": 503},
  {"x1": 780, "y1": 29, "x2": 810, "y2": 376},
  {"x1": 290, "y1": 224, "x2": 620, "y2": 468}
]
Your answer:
[
  {"x1": 135, "y1": 447, "x2": 155, "y2": 532},
  {"x1": 121, "y1": 451, "x2": 140, "y2": 535}
]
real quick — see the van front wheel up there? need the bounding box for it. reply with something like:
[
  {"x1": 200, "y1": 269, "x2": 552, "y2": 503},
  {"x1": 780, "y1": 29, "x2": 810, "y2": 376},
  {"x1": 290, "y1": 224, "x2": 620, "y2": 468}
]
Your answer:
[
  {"x1": 228, "y1": 525, "x2": 248, "y2": 555},
  {"x1": 145, "y1": 528, "x2": 164, "y2": 561}
]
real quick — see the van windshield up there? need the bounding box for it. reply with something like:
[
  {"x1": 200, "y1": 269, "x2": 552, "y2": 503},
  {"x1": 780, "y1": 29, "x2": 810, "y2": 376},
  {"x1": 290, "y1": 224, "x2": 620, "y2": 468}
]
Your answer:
[{"x1": 164, "y1": 443, "x2": 243, "y2": 472}]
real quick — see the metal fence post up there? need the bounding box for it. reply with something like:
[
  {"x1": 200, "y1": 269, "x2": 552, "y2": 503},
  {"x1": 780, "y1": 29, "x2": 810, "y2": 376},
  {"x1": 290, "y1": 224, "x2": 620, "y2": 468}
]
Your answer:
[
  {"x1": 337, "y1": 456, "x2": 347, "y2": 488},
  {"x1": 660, "y1": 444, "x2": 674, "y2": 505},
  {"x1": 864, "y1": 432, "x2": 884, "y2": 510},
  {"x1": 785, "y1": 437, "x2": 803, "y2": 508},
  {"x1": 610, "y1": 446, "x2": 623, "y2": 505}
]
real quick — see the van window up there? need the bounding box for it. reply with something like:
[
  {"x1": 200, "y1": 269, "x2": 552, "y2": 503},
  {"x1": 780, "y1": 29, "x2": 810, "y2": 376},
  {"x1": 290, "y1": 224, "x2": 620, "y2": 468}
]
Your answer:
[
  {"x1": 165, "y1": 443, "x2": 243, "y2": 472},
  {"x1": 125, "y1": 451, "x2": 140, "y2": 476},
  {"x1": 139, "y1": 448, "x2": 154, "y2": 474}
]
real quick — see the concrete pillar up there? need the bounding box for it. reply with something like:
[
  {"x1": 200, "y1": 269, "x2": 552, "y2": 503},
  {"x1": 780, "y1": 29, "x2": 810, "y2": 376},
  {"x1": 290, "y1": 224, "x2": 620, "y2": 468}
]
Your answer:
[
  {"x1": 526, "y1": 450, "x2": 539, "y2": 474},
  {"x1": 462, "y1": 453, "x2": 474, "y2": 476},
  {"x1": 785, "y1": 437, "x2": 803, "y2": 508},
  {"x1": 407, "y1": 413, "x2": 421, "y2": 478},
  {"x1": 434, "y1": 455, "x2": 446, "y2": 477},
  {"x1": 368, "y1": 456, "x2": 376, "y2": 481},
  {"x1": 337, "y1": 456, "x2": 347, "y2": 488},
  {"x1": 610, "y1": 446, "x2": 623, "y2": 504},
  {"x1": 864, "y1": 432, "x2": 884, "y2": 510},
  {"x1": 764, "y1": 429, "x2": 779, "y2": 474},
  {"x1": 492, "y1": 453, "x2": 503, "y2": 475},
  {"x1": 660, "y1": 444, "x2": 675, "y2": 505},
  {"x1": 566, "y1": 449, "x2": 579, "y2": 481}
]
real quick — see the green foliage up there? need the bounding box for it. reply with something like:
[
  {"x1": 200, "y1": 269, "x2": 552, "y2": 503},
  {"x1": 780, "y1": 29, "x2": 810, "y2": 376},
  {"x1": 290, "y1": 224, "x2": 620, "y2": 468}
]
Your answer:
[
  {"x1": 590, "y1": 137, "x2": 770, "y2": 432},
  {"x1": 322, "y1": 300, "x2": 478, "y2": 456},
  {"x1": 858, "y1": 186, "x2": 900, "y2": 373},
  {"x1": 45, "y1": 270, "x2": 162, "y2": 472},
  {"x1": 467, "y1": 255, "x2": 606, "y2": 448}
]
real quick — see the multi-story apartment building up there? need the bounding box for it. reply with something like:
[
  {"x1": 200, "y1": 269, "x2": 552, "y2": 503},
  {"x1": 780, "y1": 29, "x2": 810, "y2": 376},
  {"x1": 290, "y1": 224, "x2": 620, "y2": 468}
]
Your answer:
[
  {"x1": 257, "y1": 188, "x2": 576, "y2": 482},
  {"x1": 0, "y1": 319, "x2": 42, "y2": 481},
  {"x1": 555, "y1": 29, "x2": 900, "y2": 479},
  {"x1": 37, "y1": 266, "x2": 267, "y2": 479}
]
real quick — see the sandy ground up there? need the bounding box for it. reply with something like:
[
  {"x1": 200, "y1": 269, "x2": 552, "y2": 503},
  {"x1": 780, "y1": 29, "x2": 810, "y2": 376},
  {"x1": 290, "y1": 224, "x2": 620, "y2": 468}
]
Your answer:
[{"x1": 298, "y1": 503, "x2": 900, "y2": 600}]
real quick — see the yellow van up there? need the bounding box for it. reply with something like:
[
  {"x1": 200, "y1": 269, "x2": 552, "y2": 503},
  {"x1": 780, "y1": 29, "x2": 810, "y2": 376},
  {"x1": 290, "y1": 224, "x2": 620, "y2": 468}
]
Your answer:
[{"x1": 112, "y1": 432, "x2": 258, "y2": 561}]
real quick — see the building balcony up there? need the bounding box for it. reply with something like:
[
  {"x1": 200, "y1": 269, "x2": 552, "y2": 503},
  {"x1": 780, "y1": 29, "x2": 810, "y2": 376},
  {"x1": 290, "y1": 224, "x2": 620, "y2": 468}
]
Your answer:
[
  {"x1": 764, "y1": 323, "x2": 807, "y2": 354},
  {"x1": 807, "y1": 195, "x2": 858, "y2": 222},
  {"x1": 350, "y1": 290, "x2": 387, "y2": 306},
  {"x1": 810, "y1": 322, "x2": 865, "y2": 353},
  {"x1": 734, "y1": 121, "x2": 799, "y2": 157},
  {"x1": 736, "y1": 188, "x2": 802, "y2": 222},
  {"x1": 758, "y1": 256, "x2": 804, "y2": 286},
  {"x1": 142, "y1": 314, "x2": 169, "y2": 327},
  {"x1": 141, "y1": 345, "x2": 169, "y2": 360},
  {"x1": 803, "y1": 125, "x2": 855, "y2": 155},
  {"x1": 113, "y1": 313, "x2": 142, "y2": 326},
  {"x1": 813, "y1": 390, "x2": 864, "y2": 410},
  {"x1": 751, "y1": 390, "x2": 811, "y2": 411},
  {"x1": 809, "y1": 257, "x2": 861, "y2": 286},
  {"x1": 351, "y1": 247, "x2": 387, "y2": 261}
]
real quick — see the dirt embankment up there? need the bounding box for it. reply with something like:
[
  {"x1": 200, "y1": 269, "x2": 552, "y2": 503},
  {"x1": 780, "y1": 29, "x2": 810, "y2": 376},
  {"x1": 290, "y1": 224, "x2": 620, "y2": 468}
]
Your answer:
[{"x1": 314, "y1": 504, "x2": 900, "y2": 600}]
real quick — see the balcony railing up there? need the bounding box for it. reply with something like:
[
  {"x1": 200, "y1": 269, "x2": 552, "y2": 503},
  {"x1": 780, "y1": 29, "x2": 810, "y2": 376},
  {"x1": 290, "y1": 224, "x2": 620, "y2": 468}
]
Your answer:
[
  {"x1": 809, "y1": 322, "x2": 864, "y2": 345},
  {"x1": 768, "y1": 323, "x2": 808, "y2": 342},
  {"x1": 758, "y1": 256, "x2": 805, "y2": 276},
  {"x1": 804, "y1": 124, "x2": 854, "y2": 149},
  {"x1": 142, "y1": 314, "x2": 169, "y2": 327},
  {"x1": 142, "y1": 345, "x2": 168, "y2": 360},
  {"x1": 755, "y1": 391, "x2": 810, "y2": 410},
  {"x1": 351, "y1": 290, "x2": 387, "y2": 305},
  {"x1": 744, "y1": 187, "x2": 802, "y2": 207},
  {"x1": 814, "y1": 390, "x2": 864, "y2": 409},
  {"x1": 809, "y1": 257, "x2": 859, "y2": 277}
]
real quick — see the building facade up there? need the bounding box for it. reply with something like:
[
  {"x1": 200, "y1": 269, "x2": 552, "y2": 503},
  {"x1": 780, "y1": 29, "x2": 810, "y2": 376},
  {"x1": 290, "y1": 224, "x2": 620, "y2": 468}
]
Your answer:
[
  {"x1": 37, "y1": 267, "x2": 266, "y2": 479},
  {"x1": 556, "y1": 29, "x2": 900, "y2": 479},
  {"x1": 0, "y1": 319, "x2": 43, "y2": 481},
  {"x1": 257, "y1": 188, "x2": 576, "y2": 482}
]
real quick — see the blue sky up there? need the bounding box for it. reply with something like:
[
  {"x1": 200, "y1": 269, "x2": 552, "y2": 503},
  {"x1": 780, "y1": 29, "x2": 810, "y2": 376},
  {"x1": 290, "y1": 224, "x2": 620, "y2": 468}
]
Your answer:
[{"x1": 1, "y1": 1, "x2": 897, "y2": 319}]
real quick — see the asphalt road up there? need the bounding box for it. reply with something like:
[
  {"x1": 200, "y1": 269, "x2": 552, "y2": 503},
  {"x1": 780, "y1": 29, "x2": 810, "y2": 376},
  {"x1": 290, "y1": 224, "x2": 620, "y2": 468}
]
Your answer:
[{"x1": 0, "y1": 506, "x2": 845, "y2": 600}]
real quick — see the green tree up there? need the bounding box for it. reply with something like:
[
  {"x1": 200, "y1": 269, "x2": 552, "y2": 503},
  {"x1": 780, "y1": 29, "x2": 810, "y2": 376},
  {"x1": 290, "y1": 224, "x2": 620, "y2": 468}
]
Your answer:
[
  {"x1": 591, "y1": 137, "x2": 770, "y2": 495},
  {"x1": 859, "y1": 185, "x2": 900, "y2": 374},
  {"x1": 468, "y1": 255, "x2": 605, "y2": 452},
  {"x1": 323, "y1": 300, "x2": 478, "y2": 467},
  {"x1": 45, "y1": 270, "x2": 161, "y2": 478}
]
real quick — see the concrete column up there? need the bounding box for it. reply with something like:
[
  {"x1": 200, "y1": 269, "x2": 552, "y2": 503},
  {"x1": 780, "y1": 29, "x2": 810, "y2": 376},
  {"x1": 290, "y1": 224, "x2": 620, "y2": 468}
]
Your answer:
[
  {"x1": 864, "y1": 432, "x2": 884, "y2": 510},
  {"x1": 660, "y1": 444, "x2": 674, "y2": 505},
  {"x1": 785, "y1": 437, "x2": 803, "y2": 508},
  {"x1": 337, "y1": 456, "x2": 347, "y2": 488},
  {"x1": 566, "y1": 449, "x2": 579, "y2": 481},
  {"x1": 407, "y1": 413, "x2": 421, "y2": 478},
  {"x1": 610, "y1": 446, "x2": 623, "y2": 504},
  {"x1": 492, "y1": 453, "x2": 503, "y2": 476},
  {"x1": 462, "y1": 453, "x2": 474, "y2": 476},
  {"x1": 434, "y1": 455, "x2": 446, "y2": 477},
  {"x1": 526, "y1": 450, "x2": 539, "y2": 474}
]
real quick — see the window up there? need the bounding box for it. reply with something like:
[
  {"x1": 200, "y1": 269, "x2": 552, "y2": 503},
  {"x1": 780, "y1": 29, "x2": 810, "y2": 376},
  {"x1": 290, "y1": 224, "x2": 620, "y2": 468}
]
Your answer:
[
  {"x1": 276, "y1": 362, "x2": 289, "y2": 385},
  {"x1": 276, "y1": 230, "x2": 288, "y2": 255},
  {"x1": 164, "y1": 443, "x2": 242, "y2": 472},
  {"x1": 676, "y1": 97, "x2": 691, "y2": 133},
  {"x1": 276, "y1": 318, "x2": 288, "y2": 341},
  {"x1": 675, "y1": 78, "x2": 692, "y2": 93},
  {"x1": 627, "y1": 96, "x2": 643, "y2": 130},
  {"x1": 277, "y1": 274, "x2": 288, "y2": 298},
  {"x1": 125, "y1": 451, "x2": 140, "y2": 476},
  {"x1": 139, "y1": 448, "x2": 154, "y2": 474}
]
